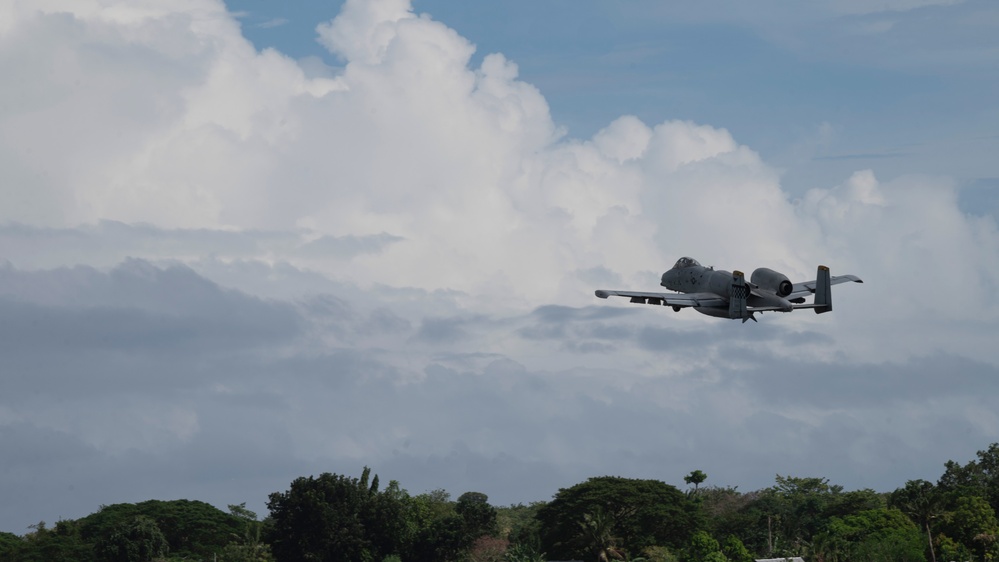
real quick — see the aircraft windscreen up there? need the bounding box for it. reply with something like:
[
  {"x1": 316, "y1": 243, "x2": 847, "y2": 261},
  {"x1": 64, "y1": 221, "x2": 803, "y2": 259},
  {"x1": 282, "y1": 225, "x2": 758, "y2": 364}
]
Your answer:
[{"x1": 674, "y1": 257, "x2": 701, "y2": 269}]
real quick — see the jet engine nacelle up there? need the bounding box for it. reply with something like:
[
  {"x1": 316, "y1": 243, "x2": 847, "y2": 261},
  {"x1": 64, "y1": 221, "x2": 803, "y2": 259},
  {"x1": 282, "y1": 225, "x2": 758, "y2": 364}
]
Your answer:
[{"x1": 750, "y1": 268, "x2": 792, "y2": 297}]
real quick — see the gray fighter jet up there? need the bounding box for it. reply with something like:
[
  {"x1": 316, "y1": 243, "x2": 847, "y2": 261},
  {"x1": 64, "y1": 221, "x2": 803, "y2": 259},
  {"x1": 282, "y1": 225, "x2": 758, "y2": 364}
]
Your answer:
[{"x1": 595, "y1": 257, "x2": 863, "y2": 323}]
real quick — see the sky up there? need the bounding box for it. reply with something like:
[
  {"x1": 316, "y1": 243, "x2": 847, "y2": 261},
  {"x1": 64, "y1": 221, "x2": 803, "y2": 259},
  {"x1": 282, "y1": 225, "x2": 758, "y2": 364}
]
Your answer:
[{"x1": 1, "y1": 0, "x2": 998, "y2": 533}]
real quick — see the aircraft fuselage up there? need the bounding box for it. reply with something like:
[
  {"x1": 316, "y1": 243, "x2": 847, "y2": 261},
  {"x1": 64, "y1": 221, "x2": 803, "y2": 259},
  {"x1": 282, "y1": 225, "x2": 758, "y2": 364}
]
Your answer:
[{"x1": 661, "y1": 263, "x2": 794, "y2": 317}]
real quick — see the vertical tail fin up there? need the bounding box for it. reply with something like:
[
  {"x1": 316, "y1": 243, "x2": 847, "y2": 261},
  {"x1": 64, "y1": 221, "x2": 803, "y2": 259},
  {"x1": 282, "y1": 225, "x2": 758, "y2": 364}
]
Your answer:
[
  {"x1": 730, "y1": 270, "x2": 752, "y2": 322},
  {"x1": 814, "y1": 265, "x2": 832, "y2": 314}
]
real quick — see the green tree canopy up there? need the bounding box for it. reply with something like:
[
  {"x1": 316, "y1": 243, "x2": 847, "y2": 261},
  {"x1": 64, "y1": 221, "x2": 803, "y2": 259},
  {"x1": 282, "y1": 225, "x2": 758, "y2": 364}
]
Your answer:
[
  {"x1": 79, "y1": 499, "x2": 242, "y2": 559},
  {"x1": 938, "y1": 495, "x2": 999, "y2": 561},
  {"x1": 684, "y1": 470, "x2": 708, "y2": 492},
  {"x1": 686, "y1": 530, "x2": 721, "y2": 561},
  {"x1": 6, "y1": 520, "x2": 94, "y2": 562},
  {"x1": 401, "y1": 489, "x2": 459, "y2": 562},
  {"x1": 93, "y1": 515, "x2": 169, "y2": 562},
  {"x1": 813, "y1": 508, "x2": 925, "y2": 562},
  {"x1": 219, "y1": 503, "x2": 273, "y2": 562},
  {"x1": 768, "y1": 475, "x2": 846, "y2": 554},
  {"x1": 890, "y1": 479, "x2": 943, "y2": 562},
  {"x1": 709, "y1": 475, "x2": 874, "y2": 557},
  {"x1": 536, "y1": 476, "x2": 700, "y2": 561},
  {"x1": 722, "y1": 534, "x2": 754, "y2": 562},
  {"x1": 456, "y1": 491, "x2": 498, "y2": 541},
  {"x1": 496, "y1": 502, "x2": 544, "y2": 550},
  {"x1": 938, "y1": 444, "x2": 999, "y2": 516},
  {"x1": 266, "y1": 468, "x2": 406, "y2": 562},
  {"x1": 0, "y1": 531, "x2": 22, "y2": 558}
]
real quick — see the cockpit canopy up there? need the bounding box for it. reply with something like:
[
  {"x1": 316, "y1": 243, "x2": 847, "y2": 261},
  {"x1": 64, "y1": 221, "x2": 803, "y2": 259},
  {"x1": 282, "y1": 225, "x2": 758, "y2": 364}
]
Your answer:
[{"x1": 673, "y1": 257, "x2": 701, "y2": 269}]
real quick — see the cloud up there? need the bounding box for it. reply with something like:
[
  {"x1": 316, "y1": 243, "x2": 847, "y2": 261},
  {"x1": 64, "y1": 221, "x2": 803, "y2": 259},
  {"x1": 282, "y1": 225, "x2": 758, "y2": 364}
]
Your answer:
[
  {"x1": 1, "y1": 0, "x2": 998, "y2": 534},
  {"x1": 1, "y1": 258, "x2": 997, "y2": 530},
  {"x1": 0, "y1": 221, "x2": 273, "y2": 268},
  {"x1": 0, "y1": 258, "x2": 299, "y2": 327},
  {"x1": 8, "y1": 0, "x2": 994, "y2": 322}
]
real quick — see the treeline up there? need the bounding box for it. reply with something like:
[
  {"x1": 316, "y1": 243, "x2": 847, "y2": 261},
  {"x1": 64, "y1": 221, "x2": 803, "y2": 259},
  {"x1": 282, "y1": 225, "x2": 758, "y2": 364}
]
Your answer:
[{"x1": 2, "y1": 445, "x2": 998, "y2": 562}]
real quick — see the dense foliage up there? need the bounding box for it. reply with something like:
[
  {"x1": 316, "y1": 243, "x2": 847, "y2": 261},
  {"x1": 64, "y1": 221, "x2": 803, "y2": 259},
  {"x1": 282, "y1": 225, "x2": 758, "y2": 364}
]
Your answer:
[
  {"x1": 79, "y1": 499, "x2": 244, "y2": 558},
  {"x1": 3, "y1": 444, "x2": 999, "y2": 562},
  {"x1": 2, "y1": 501, "x2": 256, "y2": 562},
  {"x1": 265, "y1": 468, "x2": 406, "y2": 561},
  {"x1": 536, "y1": 476, "x2": 700, "y2": 560}
]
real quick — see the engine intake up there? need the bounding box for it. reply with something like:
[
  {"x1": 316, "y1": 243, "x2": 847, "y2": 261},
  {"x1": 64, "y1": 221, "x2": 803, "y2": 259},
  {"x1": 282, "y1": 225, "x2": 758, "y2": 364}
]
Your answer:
[{"x1": 750, "y1": 267, "x2": 792, "y2": 297}]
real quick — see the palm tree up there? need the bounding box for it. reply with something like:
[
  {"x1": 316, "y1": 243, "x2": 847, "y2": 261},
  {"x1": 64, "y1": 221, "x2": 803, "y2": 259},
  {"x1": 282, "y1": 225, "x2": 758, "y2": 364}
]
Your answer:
[
  {"x1": 684, "y1": 471, "x2": 707, "y2": 493},
  {"x1": 890, "y1": 479, "x2": 941, "y2": 562},
  {"x1": 579, "y1": 507, "x2": 625, "y2": 562}
]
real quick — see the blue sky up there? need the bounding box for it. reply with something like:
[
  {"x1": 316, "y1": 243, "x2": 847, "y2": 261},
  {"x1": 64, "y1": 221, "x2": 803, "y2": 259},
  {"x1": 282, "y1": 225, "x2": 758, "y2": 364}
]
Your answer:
[
  {"x1": 232, "y1": 0, "x2": 999, "y2": 205},
  {"x1": 1, "y1": 0, "x2": 998, "y2": 533}
]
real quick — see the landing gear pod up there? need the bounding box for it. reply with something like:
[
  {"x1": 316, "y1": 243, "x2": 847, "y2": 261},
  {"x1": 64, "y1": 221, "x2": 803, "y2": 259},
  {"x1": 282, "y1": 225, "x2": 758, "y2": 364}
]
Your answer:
[{"x1": 729, "y1": 271, "x2": 755, "y2": 323}]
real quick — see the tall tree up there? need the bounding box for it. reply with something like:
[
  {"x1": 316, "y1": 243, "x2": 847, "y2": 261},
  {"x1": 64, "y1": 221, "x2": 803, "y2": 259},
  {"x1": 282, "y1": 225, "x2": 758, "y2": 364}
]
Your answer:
[
  {"x1": 769, "y1": 475, "x2": 844, "y2": 554},
  {"x1": 266, "y1": 468, "x2": 406, "y2": 562},
  {"x1": 934, "y1": 444, "x2": 999, "y2": 561},
  {"x1": 537, "y1": 476, "x2": 700, "y2": 560},
  {"x1": 403, "y1": 489, "x2": 462, "y2": 562},
  {"x1": 684, "y1": 471, "x2": 708, "y2": 493},
  {"x1": 890, "y1": 479, "x2": 942, "y2": 562},
  {"x1": 456, "y1": 491, "x2": 498, "y2": 541},
  {"x1": 219, "y1": 503, "x2": 273, "y2": 562},
  {"x1": 974, "y1": 444, "x2": 999, "y2": 514}
]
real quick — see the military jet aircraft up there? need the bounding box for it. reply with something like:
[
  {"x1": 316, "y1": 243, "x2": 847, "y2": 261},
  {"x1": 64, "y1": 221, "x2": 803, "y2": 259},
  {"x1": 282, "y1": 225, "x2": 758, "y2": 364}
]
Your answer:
[{"x1": 595, "y1": 257, "x2": 862, "y2": 323}]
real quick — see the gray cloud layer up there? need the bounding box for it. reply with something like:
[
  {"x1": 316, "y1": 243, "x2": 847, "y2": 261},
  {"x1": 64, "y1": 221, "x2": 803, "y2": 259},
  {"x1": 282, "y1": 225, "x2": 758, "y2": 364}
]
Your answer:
[{"x1": 2, "y1": 257, "x2": 995, "y2": 530}]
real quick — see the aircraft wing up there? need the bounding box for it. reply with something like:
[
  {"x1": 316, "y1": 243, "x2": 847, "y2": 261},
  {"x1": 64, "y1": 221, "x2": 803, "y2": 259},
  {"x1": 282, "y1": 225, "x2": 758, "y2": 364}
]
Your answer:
[
  {"x1": 594, "y1": 290, "x2": 726, "y2": 308},
  {"x1": 787, "y1": 274, "x2": 863, "y2": 300}
]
